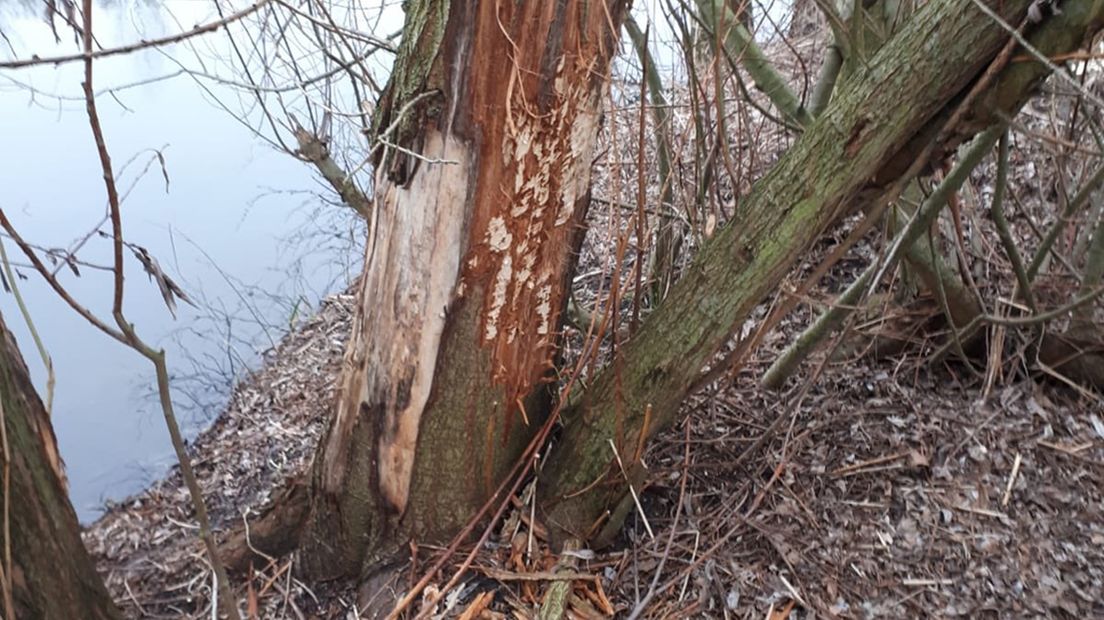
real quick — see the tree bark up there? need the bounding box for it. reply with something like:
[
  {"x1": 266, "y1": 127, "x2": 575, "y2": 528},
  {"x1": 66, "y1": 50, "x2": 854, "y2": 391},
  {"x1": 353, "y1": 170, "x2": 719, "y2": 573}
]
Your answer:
[
  {"x1": 297, "y1": 0, "x2": 630, "y2": 580},
  {"x1": 538, "y1": 0, "x2": 1104, "y2": 543},
  {"x1": 0, "y1": 310, "x2": 120, "y2": 619}
]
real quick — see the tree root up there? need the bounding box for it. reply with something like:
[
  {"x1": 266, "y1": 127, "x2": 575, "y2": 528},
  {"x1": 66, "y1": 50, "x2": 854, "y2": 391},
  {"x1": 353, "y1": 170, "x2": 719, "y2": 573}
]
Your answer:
[
  {"x1": 1038, "y1": 331, "x2": 1104, "y2": 391},
  {"x1": 840, "y1": 298, "x2": 1104, "y2": 393},
  {"x1": 218, "y1": 477, "x2": 311, "y2": 573}
]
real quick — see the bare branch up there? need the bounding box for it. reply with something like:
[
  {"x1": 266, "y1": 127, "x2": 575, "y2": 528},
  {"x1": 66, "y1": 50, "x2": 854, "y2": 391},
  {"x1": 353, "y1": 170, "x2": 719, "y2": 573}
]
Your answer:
[{"x1": 0, "y1": 1, "x2": 272, "y2": 70}]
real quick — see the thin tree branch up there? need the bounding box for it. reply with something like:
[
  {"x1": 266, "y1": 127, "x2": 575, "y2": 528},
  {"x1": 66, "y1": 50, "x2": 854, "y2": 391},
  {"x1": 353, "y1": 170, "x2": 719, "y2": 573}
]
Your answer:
[
  {"x1": 0, "y1": 0, "x2": 271, "y2": 70},
  {"x1": 693, "y1": 0, "x2": 813, "y2": 127},
  {"x1": 989, "y1": 130, "x2": 1037, "y2": 310},
  {"x1": 0, "y1": 210, "x2": 129, "y2": 348},
  {"x1": 808, "y1": 44, "x2": 842, "y2": 117},
  {"x1": 75, "y1": 1, "x2": 242, "y2": 616},
  {"x1": 0, "y1": 240, "x2": 55, "y2": 416}
]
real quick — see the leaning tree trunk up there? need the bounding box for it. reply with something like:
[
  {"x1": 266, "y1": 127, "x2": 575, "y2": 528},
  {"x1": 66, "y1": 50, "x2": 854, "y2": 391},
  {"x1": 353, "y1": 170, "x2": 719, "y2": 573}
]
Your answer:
[
  {"x1": 538, "y1": 0, "x2": 1104, "y2": 543},
  {"x1": 297, "y1": 0, "x2": 630, "y2": 580},
  {"x1": 0, "y1": 310, "x2": 120, "y2": 619}
]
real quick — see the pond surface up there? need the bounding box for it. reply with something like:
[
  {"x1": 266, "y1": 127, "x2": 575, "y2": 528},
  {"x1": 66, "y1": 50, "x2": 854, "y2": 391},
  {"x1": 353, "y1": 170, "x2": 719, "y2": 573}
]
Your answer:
[{"x1": 0, "y1": 1, "x2": 368, "y2": 521}]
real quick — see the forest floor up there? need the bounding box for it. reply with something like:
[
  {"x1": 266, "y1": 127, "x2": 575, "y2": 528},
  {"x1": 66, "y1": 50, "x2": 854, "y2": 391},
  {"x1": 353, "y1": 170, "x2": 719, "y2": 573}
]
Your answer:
[
  {"x1": 83, "y1": 25, "x2": 1104, "y2": 620},
  {"x1": 83, "y1": 250, "x2": 1104, "y2": 619}
]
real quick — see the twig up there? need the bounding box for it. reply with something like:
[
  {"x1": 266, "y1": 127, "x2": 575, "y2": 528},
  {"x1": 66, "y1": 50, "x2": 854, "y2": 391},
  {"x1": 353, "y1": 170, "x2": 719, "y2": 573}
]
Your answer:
[
  {"x1": 831, "y1": 451, "x2": 909, "y2": 476},
  {"x1": 677, "y1": 530, "x2": 700, "y2": 601},
  {"x1": 944, "y1": 177, "x2": 987, "y2": 317},
  {"x1": 609, "y1": 439, "x2": 654, "y2": 541},
  {"x1": 930, "y1": 285, "x2": 1104, "y2": 361},
  {"x1": 623, "y1": 15, "x2": 680, "y2": 303},
  {"x1": 989, "y1": 131, "x2": 1037, "y2": 310},
  {"x1": 479, "y1": 568, "x2": 597, "y2": 582},
  {"x1": 950, "y1": 503, "x2": 1009, "y2": 520},
  {"x1": 1037, "y1": 439, "x2": 1093, "y2": 455},
  {"x1": 1001, "y1": 452, "x2": 1022, "y2": 507},
  {"x1": 361, "y1": 90, "x2": 449, "y2": 176},
  {"x1": 1035, "y1": 360, "x2": 1104, "y2": 406},
  {"x1": 927, "y1": 231, "x2": 977, "y2": 372},
  {"x1": 902, "y1": 578, "x2": 953, "y2": 587},
  {"x1": 375, "y1": 138, "x2": 459, "y2": 167},
  {"x1": 1075, "y1": 197, "x2": 1104, "y2": 324},
  {"x1": 779, "y1": 574, "x2": 808, "y2": 609},
  {"x1": 0, "y1": 240, "x2": 55, "y2": 416},
  {"x1": 1027, "y1": 163, "x2": 1104, "y2": 281},
  {"x1": 652, "y1": 521, "x2": 744, "y2": 601},
  {"x1": 626, "y1": 419, "x2": 691, "y2": 620}
]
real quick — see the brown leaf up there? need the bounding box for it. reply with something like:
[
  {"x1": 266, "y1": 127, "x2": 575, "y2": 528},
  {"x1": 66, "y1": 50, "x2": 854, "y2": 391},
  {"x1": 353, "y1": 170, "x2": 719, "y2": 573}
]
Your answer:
[{"x1": 129, "y1": 245, "x2": 195, "y2": 318}]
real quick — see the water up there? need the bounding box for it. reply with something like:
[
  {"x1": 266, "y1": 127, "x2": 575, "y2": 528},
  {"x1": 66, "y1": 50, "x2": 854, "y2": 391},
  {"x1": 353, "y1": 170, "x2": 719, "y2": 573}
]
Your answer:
[{"x1": 0, "y1": 1, "x2": 367, "y2": 521}]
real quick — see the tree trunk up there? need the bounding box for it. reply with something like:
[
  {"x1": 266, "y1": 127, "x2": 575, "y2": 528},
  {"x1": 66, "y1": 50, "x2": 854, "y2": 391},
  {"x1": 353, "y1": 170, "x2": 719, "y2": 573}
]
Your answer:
[
  {"x1": 0, "y1": 310, "x2": 120, "y2": 619},
  {"x1": 538, "y1": 0, "x2": 1104, "y2": 543},
  {"x1": 297, "y1": 0, "x2": 630, "y2": 580}
]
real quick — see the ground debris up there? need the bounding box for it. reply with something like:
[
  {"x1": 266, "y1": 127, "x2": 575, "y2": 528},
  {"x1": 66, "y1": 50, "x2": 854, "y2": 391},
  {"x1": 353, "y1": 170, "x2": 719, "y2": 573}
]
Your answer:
[{"x1": 84, "y1": 293, "x2": 355, "y2": 618}]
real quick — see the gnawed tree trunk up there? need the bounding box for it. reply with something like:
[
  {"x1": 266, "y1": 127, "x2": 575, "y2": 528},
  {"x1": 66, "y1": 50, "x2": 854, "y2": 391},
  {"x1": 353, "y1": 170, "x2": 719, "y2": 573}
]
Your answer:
[
  {"x1": 297, "y1": 0, "x2": 630, "y2": 580},
  {"x1": 0, "y1": 310, "x2": 120, "y2": 619},
  {"x1": 538, "y1": 0, "x2": 1104, "y2": 543}
]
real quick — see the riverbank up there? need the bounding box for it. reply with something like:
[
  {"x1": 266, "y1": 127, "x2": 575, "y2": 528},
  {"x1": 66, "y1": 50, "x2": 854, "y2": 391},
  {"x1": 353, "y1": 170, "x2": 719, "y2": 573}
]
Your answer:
[
  {"x1": 84, "y1": 292, "x2": 355, "y2": 617},
  {"x1": 83, "y1": 280, "x2": 1104, "y2": 618}
]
